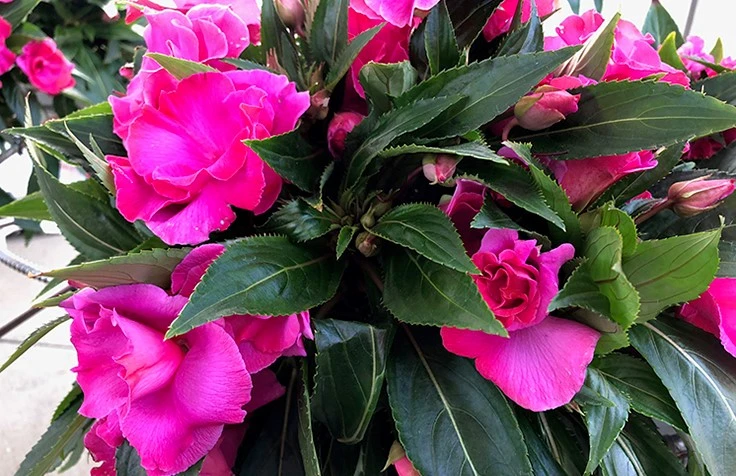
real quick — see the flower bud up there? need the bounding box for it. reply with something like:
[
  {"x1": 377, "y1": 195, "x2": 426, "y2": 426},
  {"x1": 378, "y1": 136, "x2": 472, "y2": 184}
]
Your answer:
[
  {"x1": 355, "y1": 232, "x2": 380, "y2": 258},
  {"x1": 328, "y1": 111, "x2": 364, "y2": 158},
  {"x1": 514, "y1": 85, "x2": 580, "y2": 131},
  {"x1": 119, "y1": 63, "x2": 134, "y2": 80},
  {"x1": 668, "y1": 176, "x2": 736, "y2": 217},
  {"x1": 422, "y1": 155, "x2": 458, "y2": 185},
  {"x1": 276, "y1": 0, "x2": 305, "y2": 33},
  {"x1": 309, "y1": 89, "x2": 330, "y2": 121}
]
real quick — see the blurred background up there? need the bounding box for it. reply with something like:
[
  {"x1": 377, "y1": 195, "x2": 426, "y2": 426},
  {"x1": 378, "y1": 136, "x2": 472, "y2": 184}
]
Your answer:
[{"x1": 0, "y1": 0, "x2": 731, "y2": 474}]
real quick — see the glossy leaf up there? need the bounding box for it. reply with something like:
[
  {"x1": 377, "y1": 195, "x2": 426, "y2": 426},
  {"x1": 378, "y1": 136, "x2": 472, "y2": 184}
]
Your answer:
[
  {"x1": 265, "y1": 199, "x2": 339, "y2": 242},
  {"x1": 695, "y1": 71, "x2": 736, "y2": 105},
  {"x1": 380, "y1": 142, "x2": 506, "y2": 162},
  {"x1": 297, "y1": 362, "x2": 321, "y2": 476},
  {"x1": 383, "y1": 248, "x2": 506, "y2": 335},
  {"x1": 387, "y1": 329, "x2": 532, "y2": 476},
  {"x1": 168, "y1": 236, "x2": 344, "y2": 337},
  {"x1": 310, "y1": 0, "x2": 348, "y2": 65},
  {"x1": 622, "y1": 228, "x2": 721, "y2": 322},
  {"x1": 584, "y1": 368, "x2": 630, "y2": 475},
  {"x1": 0, "y1": 316, "x2": 68, "y2": 374},
  {"x1": 471, "y1": 195, "x2": 525, "y2": 231},
  {"x1": 336, "y1": 226, "x2": 357, "y2": 259},
  {"x1": 496, "y1": 1, "x2": 543, "y2": 56},
  {"x1": 261, "y1": 0, "x2": 303, "y2": 87},
  {"x1": 642, "y1": 0, "x2": 684, "y2": 47},
  {"x1": 42, "y1": 247, "x2": 191, "y2": 289},
  {"x1": 516, "y1": 413, "x2": 567, "y2": 476},
  {"x1": 146, "y1": 53, "x2": 216, "y2": 79},
  {"x1": 115, "y1": 442, "x2": 146, "y2": 476},
  {"x1": 325, "y1": 25, "x2": 383, "y2": 90},
  {"x1": 0, "y1": 191, "x2": 51, "y2": 221},
  {"x1": 424, "y1": 0, "x2": 460, "y2": 75},
  {"x1": 630, "y1": 318, "x2": 736, "y2": 476},
  {"x1": 516, "y1": 81, "x2": 736, "y2": 160},
  {"x1": 371, "y1": 203, "x2": 478, "y2": 274},
  {"x1": 312, "y1": 320, "x2": 392, "y2": 444},
  {"x1": 556, "y1": 13, "x2": 619, "y2": 81},
  {"x1": 360, "y1": 61, "x2": 418, "y2": 113},
  {"x1": 446, "y1": 0, "x2": 504, "y2": 49}
]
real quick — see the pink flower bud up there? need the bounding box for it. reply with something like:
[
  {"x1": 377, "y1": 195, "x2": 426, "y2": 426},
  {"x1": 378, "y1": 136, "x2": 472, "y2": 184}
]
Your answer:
[
  {"x1": 119, "y1": 64, "x2": 134, "y2": 80},
  {"x1": 276, "y1": 0, "x2": 305, "y2": 33},
  {"x1": 328, "y1": 111, "x2": 364, "y2": 158},
  {"x1": 514, "y1": 85, "x2": 580, "y2": 131},
  {"x1": 422, "y1": 155, "x2": 458, "y2": 184},
  {"x1": 668, "y1": 177, "x2": 736, "y2": 217}
]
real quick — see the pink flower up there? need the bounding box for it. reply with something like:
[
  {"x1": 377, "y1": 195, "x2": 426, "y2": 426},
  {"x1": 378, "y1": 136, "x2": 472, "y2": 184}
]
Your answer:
[
  {"x1": 484, "y1": 0, "x2": 559, "y2": 42},
  {"x1": 275, "y1": 0, "x2": 306, "y2": 32},
  {"x1": 679, "y1": 278, "x2": 736, "y2": 357},
  {"x1": 667, "y1": 176, "x2": 736, "y2": 217},
  {"x1": 350, "y1": 0, "x2": 439, "y2": 27},
  {"x1": 0, "y1": 16, "x2": 15, "y2": 84},
  {"x1": 685, "y1": 137, "x2": 723, "y2": 161},
  {"x1": 108, "y1": 70, "x2": 310, "y2": 245},
  {"x1": 677, "y1": 35, "x2": 714, "y2": 77},
  {"x1": 514, "y1": 84, "x2": 580, "y2": 131},
  {"x1": 544, "y1": 150, "x2": 658, "y2": 210},
  {"x1": 440, "y1": 229, "x2": 599, "y2": 411},
  {"x1": 16, "y1": 38, "x2": 75, "y2": 95},
  {"x1": 422, "y1": 154, "x2": 458, "y2": 184},
  {"x1": 439, "y1": 179, "x2": 487, "y2": 254},
  {"x1": 394, "y1": 455, "x2": 421, "y2": 476},
  {"x1": 545, "y1": 10, "x2": 689, "y2": 87},
  {"x1": 63, "y1": 245, "x2": 312, "y2": 475},
  {"x1": 327, "y1": 111, "x2": 365, "y2": 158}
]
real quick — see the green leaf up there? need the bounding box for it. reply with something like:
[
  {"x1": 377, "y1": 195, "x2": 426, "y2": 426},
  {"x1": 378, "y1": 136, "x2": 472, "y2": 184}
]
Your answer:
[
  {"x1": 642, "y1": 0, "x2": 684, "y2": 47},
  {"x1": 336, "y1": 226, "x2": 357, "y2": 259},
  {"x1": 658, "y1": 32, "x2": 687, "y2": 72},
  {"x1": 387, "y1": 329, "x2": 532, "y2": 476},
  {"x1": 359, "y1": 61, "x2": 419, "y2": 114},
  {"x1": 630, "y1": 318, "x2": 736, "y2": 476},
  {"x1": 586, "y1": 204, "x2": 638, "y2": 257},
  {"x1": 312, "y1": 320, "x2": 393, "y2": 444},
  {"x1": 556, "y1": 13, "x2": 620, "y2": 81},
  {"x1": 380, "y1": 142, "x2": 506, "y2": 162},
  {"x1": 515, "y1": 81, "x2": 736, "y2": 160},
  {"x1": 425, "y1": 0, "x2": 460, "y2": 75},
  {"x1": 344, "y1": 96, "x2": 462, "y2": 190},
  {"x1": 718, "y1": 240, "x2": 736, "y2": 277},
  {"x1": 297, "y1": 362, "x2": 321, "y2": 476},
  {"x1": 461, "y1": 160, "x2": 565, "y2": 230},
  {"x1": 496, "y1": 1, "x2": 543, "y2": 56},
  {"x1": 516, "y1": 413, "x2": 567, "y2": 476},
  {"x1": 45, "y1": 107, "x2": 127, "y2": 158},
  {"x1": 15, "y1": 397, "x2": 92, "y2": 476},
  {"x1": 0, "y1": 0, "x2": 41, "y2": 28},
  {"x1": 471, "y1": 194, "x2": 525, "y2": 231},
  {"x1": 168, "y1": 236, "x2": 344, "y2": 337},
  {"x1": 583, "y1": 368, "x2": 630, "y2": 475},
  {"x1": 370, "y1": 203, "x2": 478, "y2": 274},
  {"x1": 265, "y1": 199, "x2": 339, "y2": 242},
  {"x1": 696, "y1": 71, "x2": 736, "y2": 105},
  {"x1": 145, "y1": 53, "x2": 216, "y2": 80},
  {"x1": 310, "y1": 0, "x2": 348, "y2": 66},
  {"x1": 594, "y1": 0, "x2": 603, "y2": 12},
  {"x1": 0, "y1": 191, "x2": 51, "y2": 221},
  {"x1": 594, "y1": 354, "x2": 686, "y2": 430},
  {"x1": 246, "y1": 130, "x2": 329, "y2": 192},
  {"x1": 396, "y1": 48, "x2": 579, "y2": 139},
  {"x1": 622, "y1": 228, "x2": 721, "y2": 322},
  {"x1": 0, "y1": 316, "x2": 68, "y2": 374},
  {"x1": 325, "y1": 25, "x2": 383, "y2": 90},
  {"x1": 567, "y1": 0, "x2": 580, "y2": 14},
  {"x1": 261, "y1": 0, "x2": 303, "y2": 87},
  {"x1": 115, "y1": 442, "x2": 146, "y2": 476},
  {"x1": 41, "y1": 247, "x2": 191, "y2": 289},
  {"x1": 383, "y1": 248, "x2": 506, "y2": 335},
  {"x1": 446, "y1": 0, "x2": 504, "y2": 49},
  {"x1": 711, "y1": 38, "x2": 725, "y2": 64},
  {"x1": 62, "y1": 124, "x2": 115, "y2": 194}
]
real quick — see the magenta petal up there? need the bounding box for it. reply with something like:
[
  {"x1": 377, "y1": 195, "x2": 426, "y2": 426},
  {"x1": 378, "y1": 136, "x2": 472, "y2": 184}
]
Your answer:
[
  {"x1": 709, "y1": 278, "x2": 736, "y2": 356},
  {"x1": 108, "y1": 155, "x2": 171, "y2": 223},
  {"x1": 245, "y1": 370, "x2": 285, "y2": 413},
  {"x1": 85, "y1": 414, "x2": 123, "y2": 476},
  {"x1": 86, "y1": 284, "x2": 187, "y2": 333},
  {"x1": 441, "y1": 317, "x2": 600, "y2": 411},
  {"x1": 171, "y1": 244, "x2": 225, "y2": 297}
]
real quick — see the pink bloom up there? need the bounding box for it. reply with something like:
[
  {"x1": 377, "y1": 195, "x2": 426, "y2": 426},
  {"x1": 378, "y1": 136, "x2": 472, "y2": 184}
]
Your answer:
[
  {"x1": 439, "y1": 179, "x2": 487, "y2": 255},
  {"x1": 118, "y1": 64, "x2": 134, "y2": 80},
  {"x1": 484, "y1": 0, "x2": 559, "y2": 42},
  {"x1": 677, "y1": 35, "x2": 714, "y2": 77},
  {"x1": 275, "y1": 0, "x2": 306, "y2": 32},
  {"x1": 630, "y1": 190, "x2": 653, "y2": 202},
  {"x1": 545, "y1": 10, "x2": 689, "y2": 87},
  {"x1": 0, "y1": 16, "x2": 15, "y2": 84},
  {"x1": 724, "y1": 128, "x2": 736, "y2": 146},
  {"x1": 394, "y1": 455, "x2": 421, "y2": 476},
  {"x1": 108, "y1": 70, "x2": 309, "y2": 245},
  {"x1": 63, "y1": 245, "x2": 312, "y2": 475},
  {"x1": 685, "y1": 137, "x2": 723, "y2": 161},
  {"x1": 351, "y1": 0, "x2": 439, "y2": 27},
  {"x1": 679, "y1": 278, "x2": 736, "y2": 357},
  {"x1": 544, "y1": 150, "x2": 658, "y2": 210},
  {"x1": 16, "y1": 38, "x2": 75, "y2": 95},
  {"x1": 327, "y1": 111, "x2": 365, "y2": 158},
  {"x1": 667, "y1": 176, "x2": 736, "y2": 217},
  {"x1": 514, "y1": 84, "x2": 580, "y2": 131},
  {"x1": 440, "y1": 229, "x2": 599, "y2": 411},
  {"x1": 422, "y1": 154, "x2": 458, "y2": 184}
]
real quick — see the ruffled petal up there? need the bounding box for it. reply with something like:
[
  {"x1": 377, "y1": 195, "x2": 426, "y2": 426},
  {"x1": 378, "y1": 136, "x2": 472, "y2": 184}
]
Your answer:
[{"x1": 171, "y1": 244, "x2": 225, "y2": 297}]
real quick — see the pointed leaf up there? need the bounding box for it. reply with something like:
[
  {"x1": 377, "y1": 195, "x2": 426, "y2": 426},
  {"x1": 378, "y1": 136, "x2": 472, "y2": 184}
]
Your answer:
[
  {"x1": 446, "y1": 0, "x2": 504, "y2": 49},
  {"x1": 264, "y1": 199, "x2": 339, "y2": 242},
  {"x1": 297, "y1": 362, "x2": 321, "y2": 476},
  {"x1": 336, "y1": 226, "x2": 357, "y2": 259},
  {"x1": 696, "y1": 71, "x2": 736, "y2": 105},
  {"x1": 496, "y1": 1, "x2": 543, "y2": 56},
  {"x1": 0, "y1": 316, "x2": 68, "y2": 374},
  {"x1": 380, "y1": 142, "x2": 506, "y2": 162},
  {"x1": 658, "y1": 32, "x2": 687, "y2": 71},
  {"x1": 0, "y1": 191, "x2": 51, "y2": 221},
  {"x1": 146, "y1": 53, "x2": 216, "y2": 80},
  {"x1": 642, "y1": 0, "x2": 684, "y2": 47},
  {"x1": 0, "y1": 0, "x2": 41, "y2": 28},
  {"x1": 425, "y1": 0, "x2": 460, "y2": 75},
  {"x1": 517, "y1": 413, "x2": 567, "y2": 476},
  {"x1": 556, "y1": 13, "x2": 620, "y2": 81},
  {"x1": 360, "y1": 61, "x2": 419, "y2": 114},
  {"x1": 310, "y1": 0, "x2": 348, "y2": 65},
  {"x1": 325, "y1": 25, "x2": 383, "y2": 90},
  {"x1": 471, "y1": 195, "x2": 526, "y2": 231}
]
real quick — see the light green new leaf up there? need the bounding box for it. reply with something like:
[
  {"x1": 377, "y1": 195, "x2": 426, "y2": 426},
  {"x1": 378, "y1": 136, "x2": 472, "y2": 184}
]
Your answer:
[
  {"x1": 658, "y1": 32, "x2": 687, "y2": 71},
  {"x1": 146, "y1": 53, "x2": 216, "y2": 80},
  {"x1": 360, "y1": 61, "x2": 418, "y2": 113}
]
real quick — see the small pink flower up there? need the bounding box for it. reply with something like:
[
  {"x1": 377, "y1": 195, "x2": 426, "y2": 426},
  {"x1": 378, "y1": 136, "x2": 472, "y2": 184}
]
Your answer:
[
  {"x1": 667, "y1": 176, "x2": 736, "y2": 217},
  {"x1": 514, "y1": 84, "x2": 580, "y2": 131},
  {"x1": 484, "y1": 0, "x2": 559, "y2": 42},
  {"x1": 544, "y1": 150, "x2": 658, "y2": 210},
  {"x1": 422, "y1": 155, "x2": 458, "y2": 184},
  {"x1": 350, "y1": 0, "x2": 439, "y2": 27},
  {"x1": 0, "y1": 16, "x2": 15, "y2": 84},
  {"x1": 109, "y1": 71, "x2": 310, "y2": 245},
  {"x1": 679, "y1": 278, "x2": 736, "y2": 357},
  {"x1": 677, "y1": 35, "x2": 714, "y2": 77},
  {"x1": 440, "y1": 228, "x2": 599, "y2": 411},
  {"x1": 328, "y1": 111, "x2": 365, "y2": 158},
  {"x1": 16, "y1": 38, "x2": 75, "y2": 95},
  {"x1": 439, "y1": 179, "x2": 487, "y2": 254}
]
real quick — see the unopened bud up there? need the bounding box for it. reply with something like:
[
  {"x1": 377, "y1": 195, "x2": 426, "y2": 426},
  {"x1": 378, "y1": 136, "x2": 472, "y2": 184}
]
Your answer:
[
  {"x1": 308, "y1": 89, "x2": 330, "y2": 121},
  {"x1": 119, "y1": 64, "x2": 134, "y2": 80},
  {"x1": 668, "y1": 176, "x2": 736, "y2": 217},
  {"x1": 514, "y1": 85, "x2": 580, "y2": 131},
  {"x1": 327, "y1": 111, "x2": 364, "y2": 158},
  {"x1": 422, "y1": 155, "x2": 458, "y2": 185},
  {"x1": 355, "y1": 232, "x2": 380, "y2": 257},
  {"x1": 276, "y1": 0, "x2": 305, "y2": 33}
]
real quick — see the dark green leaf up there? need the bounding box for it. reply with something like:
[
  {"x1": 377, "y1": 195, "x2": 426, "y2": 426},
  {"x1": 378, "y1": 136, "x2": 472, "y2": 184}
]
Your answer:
[
  {"x1": 312, "y1": 320, "x2": 392, "y2": 444},
  {"x1": 261, "y1": 0, "x2": 303, "y2": 87},
  {"x1": 496, "y1": 1, "x2": 543, "y2": 56},
  {"x1": 370, "y1": 203, "x2": 478, "y2": 274},
  {"x1": 594, "y1": 0, "x2": 603, "y2": 12},
  {"x1": 387, "y1": 329, "x2": 532, "y2": 476},
  {"x1": 168, "y1": 236, "x2": 344, "y2": 337},
  {"x1": 515, "y1": 81, "x2": 736, "y2": 160},
  {"x1": 115, "y1": 442, "x2": 146, "y2": 476},
  {"x1": 297, "y1": 362, "x2": 321, "y2": 476},
  {"x1": 145, "y1": 53, "x2": 216, "y2": 80},
  {"x1": 642, "y1": 0, "x2": 684, "y2": 47},
  {"x1": 718, "y1": 240, "x2": 736, "y2": 277},
  {"x1": 383, "y1": 248, "x2": 505, "y2": 335},
  {"x1": 584, "y1": 368, "x2": 630, "y2": 475},
  {"x1": 516, "y1": 413, "x2": 567, "y2": 476},
  {"x1": 594, "y1": 354, "x2": 686, "y2": 430},
  {"x1": 0, "y1": 316, "x2": 68, "y2": 374},
  {"x1": 471, "y1": 194, "x2": 525, "y2": 231},
  {"x1": 41, "y1": 247, "x2": 191, "y2": 289},
  {"x1": 396, "y1": 48, "x2": 579, "y2": 139},
  {"x1": 446, "y1": 0, "x2": 504, "y2": 49},
  {"x1": 630, "y1": 318, "x2": 736, "y2": 476},
  {"x1": 45, "y1": 105, "x2": 126, "y2": 158},
  {"x1": 0, "y1": 0, "x2": 41, "y2": 28},
  {"x1": 336, "y1": 226, "x2": 357, "y2": 259},
  {"x1": 265, "y1": 199, "x2": 339, "y2": 242},
  {"x1": 695, "y1": 71, "x2": 736, "y2": 105},
  {"x1": 622, "y1": 228, "x2": 721, "y2": 322},
  {"x1": 380, "y1": 142, "x2": 506, "y2": 162},
  {"x1": 360, "y1": 61, "x2": 418, "y2": 114},
  {"x1": 556, "y1": 13, "x2": 619, "y2": 80},
  {"x1": 534, "y1": 412, "x2": 589, "y2": 475},
  {"x1": 425, "y1": 0, "x2": 460, "y2": 75},
  {"x1": 246, "y1": 130, "x2": 329, "y2": 192},
  {"x1": 325, "y1": 25, "x2": 383, "y2": 90},
  {"x1": 567, "y1": 0, "x2": 580, "y2": 14},
  {"x1": 0, "y1": 191, "x2": 51, "y2": 221},
  {"x1": 658, "y1": 32, "x2": 687, "y2": 72},
  {"x1": 310, "y1": 0, "x2": 348, "y2": 65}
]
